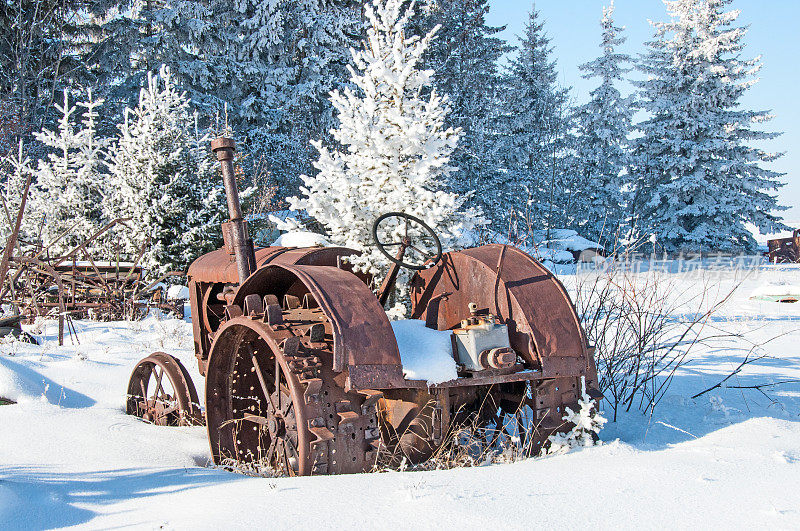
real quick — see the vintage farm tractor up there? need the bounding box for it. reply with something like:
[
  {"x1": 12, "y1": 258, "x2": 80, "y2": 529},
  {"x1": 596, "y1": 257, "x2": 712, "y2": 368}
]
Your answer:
[{"x1": 125, "y1": 137, "x2": 601, "y2": 475}]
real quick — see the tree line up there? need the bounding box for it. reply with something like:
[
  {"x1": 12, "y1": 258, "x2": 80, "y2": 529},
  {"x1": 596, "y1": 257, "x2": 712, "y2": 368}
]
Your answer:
[{"x1": 0, "y1": 0, "x2": 787, "y2": 264}]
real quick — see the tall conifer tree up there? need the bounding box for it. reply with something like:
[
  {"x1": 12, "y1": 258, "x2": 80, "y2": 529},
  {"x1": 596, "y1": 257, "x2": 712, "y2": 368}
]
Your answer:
[
  {"x1": 291, "y1": 0, "x2": 485, "y2": 277},
  {"x1": 634, "y1": 0, "x2": 785, "y2": 252},
  {"x1": 573, "y1": 1, "x2": 634, "y2": 243},
  {"x1": 496, "y1": 6, "x2": 573, "y2": 232},
  {"x1": 415, "y1": 0, "x2": 510, "y2": 221}
]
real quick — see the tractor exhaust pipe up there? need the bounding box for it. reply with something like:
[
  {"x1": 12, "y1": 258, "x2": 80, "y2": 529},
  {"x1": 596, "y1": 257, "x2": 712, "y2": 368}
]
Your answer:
[{"x1": 211, "y1": 137, "x2": 256, "y2": 284}]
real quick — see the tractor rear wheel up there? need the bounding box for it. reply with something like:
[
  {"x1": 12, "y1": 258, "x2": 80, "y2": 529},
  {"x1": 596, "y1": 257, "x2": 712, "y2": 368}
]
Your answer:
[{"x1": 205, "y1": 315, "x2": 384, "y2": 476}]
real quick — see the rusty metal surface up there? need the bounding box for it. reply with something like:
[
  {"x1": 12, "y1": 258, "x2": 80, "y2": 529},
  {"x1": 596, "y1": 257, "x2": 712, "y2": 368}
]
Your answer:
[
  {"x1": 767, "y1": 229, "x2": 800, "y2": 263},
  {"x1": 205, "y1": 316, "x2": 384, "y2": 475},
  {"x1": 410, "y1": 244, "x2": 589, "y2": 374},
  {"x1": 401, "y1": 368, "x2": 544, "y2": 389},
  {"x1": 230, "y1": 263, "x2": 404, "y2": 386},
  {"x1": 147, "y1": 137, "x2": 603, "y2": 474},
  {"x1": 212, "y1": 138, "x2": 257, "y2": 283},
  {"x1": 0, "y1": 208, "x2": 177, "y2": 343},
  {"x1": 187, "y1": 246, "x2": 362, "y2": 285},
  {"x1": 9, "y1": 256, "x2": 67, "y2": 344},
  {"x1": 126, "y1": 352, "x2": 202, "y2": 426}
]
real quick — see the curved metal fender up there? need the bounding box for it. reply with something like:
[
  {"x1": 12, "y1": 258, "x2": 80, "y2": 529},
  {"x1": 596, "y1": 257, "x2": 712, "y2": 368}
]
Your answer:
[
  {"x1": 410, "y1": 244, "x2": 594, "y2": 380},
  {"x1": 232, "y1": 263, "x2": 405, "y2": 389}
]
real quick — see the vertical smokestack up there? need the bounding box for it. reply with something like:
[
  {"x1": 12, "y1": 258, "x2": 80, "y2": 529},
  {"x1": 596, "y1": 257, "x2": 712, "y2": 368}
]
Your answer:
[{"x1": 211, "y1": 137, "x2": 256, "y2": 284}]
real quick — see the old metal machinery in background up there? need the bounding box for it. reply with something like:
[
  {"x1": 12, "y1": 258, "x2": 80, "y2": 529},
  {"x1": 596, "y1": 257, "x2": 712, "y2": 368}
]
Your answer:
[
  {"x1": 125, "y1": 137, "x2": 602, "y2": 476},
  {"x1": 0, "y1": 208, "x2": 185, "y2": 345},
  {"x1": 767, "y1": 229, "x2": 800, "y2": 263}
]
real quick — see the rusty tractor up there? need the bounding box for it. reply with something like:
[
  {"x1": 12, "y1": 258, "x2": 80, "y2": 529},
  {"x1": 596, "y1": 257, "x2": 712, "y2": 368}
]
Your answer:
[{"x1": 125, "y1": 137, "x2": 601, "y2": 475}]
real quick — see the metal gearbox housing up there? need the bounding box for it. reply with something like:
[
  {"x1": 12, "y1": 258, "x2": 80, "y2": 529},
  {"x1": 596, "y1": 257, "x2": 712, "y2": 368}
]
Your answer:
[{"x1": 452, "y1": 315, "x2": 514, "y2": 372}]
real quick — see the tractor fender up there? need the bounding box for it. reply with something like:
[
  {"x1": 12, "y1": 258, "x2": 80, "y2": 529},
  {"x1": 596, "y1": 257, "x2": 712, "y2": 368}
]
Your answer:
[
  {"x1": 232, "y1": 263, "x2": 405, "y2": 389},
  {"x1": 410, "y1": 244, "x2": 594, "y2": 381},
  {"x1": 188, "y1": 246, "x2": 362, "y2": 284}
]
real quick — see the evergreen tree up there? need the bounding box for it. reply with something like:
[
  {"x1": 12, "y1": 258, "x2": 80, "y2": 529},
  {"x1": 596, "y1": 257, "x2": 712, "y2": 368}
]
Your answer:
[
  {"x1": 0, "y1": 141, "x2": 35, "y2": 245},
  {"x1": 414, "y1": 0, "x2": 510, "y2": 221},
  {"x1": 93, "y1": 0, "x2": 363, "y2": 199},
  {"x1": 234, "y1": 0, "x2": 364, "y2": 197},
  {"x1": 290, "y1": 0, "x2": 485, "y2": 277},
  {"x1": 633, "y1": 0, "x2": 785, "y2": 252},
  {"x1": 90, "y1": 0, "x2": 235, "y2": 117},
  {"x1": 0, "y1": 0, "x2": 92, "y2": 136},
  {"x1": 496, "y1": 6, "x2": 573, "y2": 233},
  {"x1": 30, "y1": 89, "x2": 107, "y2": 255},
  {"x1": 106, "y1": 66, "x2": 224, "y2": 276},
  {"x1": 573, "y1": 1, "x2": 634, "y2": 243}
]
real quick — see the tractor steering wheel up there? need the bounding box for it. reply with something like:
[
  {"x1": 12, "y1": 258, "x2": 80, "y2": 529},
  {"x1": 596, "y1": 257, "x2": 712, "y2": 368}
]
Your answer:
[{"x1": 372, "y1": 212, "x2": 443, "y2": 270}]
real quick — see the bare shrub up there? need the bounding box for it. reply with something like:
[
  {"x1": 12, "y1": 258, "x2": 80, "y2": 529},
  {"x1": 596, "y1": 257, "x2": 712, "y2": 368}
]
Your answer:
[
  {"x1": 244, "y1": 153, "x2": 284, "y2": 217},
  {"x1": 573, "y1": 255, "x2": 741, "y2": 421}
]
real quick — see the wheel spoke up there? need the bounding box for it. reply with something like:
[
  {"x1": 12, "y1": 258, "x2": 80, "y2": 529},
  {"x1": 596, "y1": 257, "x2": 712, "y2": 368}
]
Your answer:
[
  {"x1": 281, "y1": 440, "x2": 295, "y2": 477},
  {"x1": 274, "y1": 355, "x2": 281, "y2": 412},
  {"x1": 408, "y1": 244, "x2": 433, "y2": 259},
  {"x1": 127, "y1": 354, "x2": 198, "y2": 429},
  {"x1": 251, "y1": 350, "x2": 278, "y2": 412},
  {"x1": 280, "y1": 395, "x2": 292, "y2": 417},
  {"x1": 152, "y1": 367, "x2": 165, "y2": 401},
  {"x1": 265, "y1": 436, "x2": 278, "y2": 465},
  {"x1": 283, "y1": 433, "x2": 299, "y2": 457}
]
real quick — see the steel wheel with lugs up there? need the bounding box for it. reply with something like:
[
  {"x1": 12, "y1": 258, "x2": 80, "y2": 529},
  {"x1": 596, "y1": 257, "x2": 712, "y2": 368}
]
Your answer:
[
  {"x1": 126, "y1": 352, "x2": 202, "y2": 426},
  {"x1": 205, "y1": 312, "x2": 384, "y2": 476}
]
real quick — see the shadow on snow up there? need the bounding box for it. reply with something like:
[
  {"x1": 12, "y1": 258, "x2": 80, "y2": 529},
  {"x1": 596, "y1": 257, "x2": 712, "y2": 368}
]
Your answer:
[{"x1": 0, "y1": 466, "x2": 242, "y2": 529}]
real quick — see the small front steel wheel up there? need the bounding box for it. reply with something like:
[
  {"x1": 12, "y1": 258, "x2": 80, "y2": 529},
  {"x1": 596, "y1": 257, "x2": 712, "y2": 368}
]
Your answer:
[{"x1": 126, "y1": 352, "x2": 202, "y2": 426}]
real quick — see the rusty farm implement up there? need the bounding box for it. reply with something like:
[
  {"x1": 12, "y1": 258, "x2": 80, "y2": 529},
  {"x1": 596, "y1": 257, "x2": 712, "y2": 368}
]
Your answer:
[{"x1": 125, "y1": 137, "x2": 602, "y2": 475}]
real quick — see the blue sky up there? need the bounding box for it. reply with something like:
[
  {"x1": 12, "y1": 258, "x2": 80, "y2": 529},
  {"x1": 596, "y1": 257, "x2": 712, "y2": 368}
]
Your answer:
[{"x1": 486, "y1": 0, "x2": 800, "y2": 222}]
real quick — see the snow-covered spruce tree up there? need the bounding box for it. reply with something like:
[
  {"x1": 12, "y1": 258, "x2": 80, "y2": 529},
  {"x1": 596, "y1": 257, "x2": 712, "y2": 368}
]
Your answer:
[
  {"x1": 290, "y1": 0, "x2": 485, "y2": 278},
  {"x1": 93, "y1": 0, "x2": 364, "y2": 200},
  {"x1": 30, "y1": 89, "x2": 107, "y2": 256},
  {"x1": 0, "y1": 141, "x2": 35, "y2": 244},
  {"x1": 91, "y1": 0, "x2": 236, "y2": 119},
  {"x1": 413, "y1": 0, "x2": 510, "y2": 222},
  {"x1": 106, "y1": 66, "x2": 224, "y2": 276},
  {"x1": 234, "y1": 0, "x2": 364, "y2": 198},
  {"x1": 572, "y1": 1, "x2": 634, "y2": 244},
  {"x1": 496, "y1": 6, "x2": 574, "y2": 232},
  {"x1": 633, "y1": 0, "x2": 785, "y2": 253}
]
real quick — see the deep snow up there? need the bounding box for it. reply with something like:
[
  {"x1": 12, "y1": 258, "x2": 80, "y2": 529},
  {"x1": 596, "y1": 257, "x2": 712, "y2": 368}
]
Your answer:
[{"x1": 1, "y1": 262, "x2": 799, "y2": 529}]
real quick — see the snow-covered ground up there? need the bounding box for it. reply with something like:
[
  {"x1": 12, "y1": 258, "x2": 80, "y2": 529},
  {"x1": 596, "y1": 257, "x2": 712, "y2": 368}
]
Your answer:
[{"x1": 1, "y1": 262, "x2": 800, "y2": 529}]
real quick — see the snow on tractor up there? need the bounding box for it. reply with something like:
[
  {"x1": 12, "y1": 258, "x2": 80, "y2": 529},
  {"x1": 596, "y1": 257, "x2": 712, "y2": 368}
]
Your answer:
[{"x1": 125, "y1": 137, "x2": 601, "y2": 475}]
